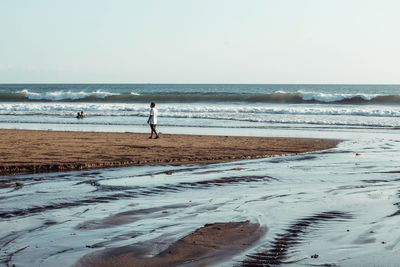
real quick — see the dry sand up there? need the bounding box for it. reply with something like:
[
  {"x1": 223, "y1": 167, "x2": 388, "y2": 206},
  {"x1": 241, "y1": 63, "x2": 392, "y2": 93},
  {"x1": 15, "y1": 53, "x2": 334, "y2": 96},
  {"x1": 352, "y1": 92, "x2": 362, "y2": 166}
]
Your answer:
[{"x1": 0, "y1": 129, "x2": 339, "y2": 176}]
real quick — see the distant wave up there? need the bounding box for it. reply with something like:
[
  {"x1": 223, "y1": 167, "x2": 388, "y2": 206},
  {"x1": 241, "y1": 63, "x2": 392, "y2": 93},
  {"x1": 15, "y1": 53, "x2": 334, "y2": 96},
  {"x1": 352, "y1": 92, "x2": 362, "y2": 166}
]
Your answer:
[
  {"x1": 20, "y1": 89, "x2": 121, "y2": 100},
  {"x1": 1, "y1": 89, "x2": 400, "y2": 104}
]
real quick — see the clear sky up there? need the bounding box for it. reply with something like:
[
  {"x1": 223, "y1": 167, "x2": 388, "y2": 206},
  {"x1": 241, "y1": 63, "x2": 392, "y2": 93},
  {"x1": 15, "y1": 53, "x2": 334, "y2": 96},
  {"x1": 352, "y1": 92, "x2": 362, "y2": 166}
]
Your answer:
[{"x1": 1, "y1": 0, "x2": 399, "y2": 83}]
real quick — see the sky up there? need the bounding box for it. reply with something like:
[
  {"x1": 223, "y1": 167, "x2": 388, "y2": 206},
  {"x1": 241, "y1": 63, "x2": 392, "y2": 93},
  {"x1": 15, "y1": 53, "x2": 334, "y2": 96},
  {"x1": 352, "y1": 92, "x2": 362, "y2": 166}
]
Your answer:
[{"x1": 0, "y1": 0, "x2": 400, "y2": 84}]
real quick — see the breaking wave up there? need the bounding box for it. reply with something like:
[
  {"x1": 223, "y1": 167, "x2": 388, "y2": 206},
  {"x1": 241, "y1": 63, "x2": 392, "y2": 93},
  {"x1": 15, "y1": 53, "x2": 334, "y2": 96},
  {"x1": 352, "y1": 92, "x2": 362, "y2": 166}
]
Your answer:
[
  {"x1": 2, "y1": 102, "x2": 400, "y2": 128},
  {"x1": 2, "y1": 103, "x2": 400, "y2": 117},
  {"x1": 1, "y1": 90, "x2": 399, "y2": 104}
]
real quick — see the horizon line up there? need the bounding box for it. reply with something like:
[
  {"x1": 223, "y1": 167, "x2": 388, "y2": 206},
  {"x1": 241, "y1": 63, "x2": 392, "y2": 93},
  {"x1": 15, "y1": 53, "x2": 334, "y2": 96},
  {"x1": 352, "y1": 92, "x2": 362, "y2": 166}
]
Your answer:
[{"x1": 1, "y1": 82, "x2": 400, "y2": 85}]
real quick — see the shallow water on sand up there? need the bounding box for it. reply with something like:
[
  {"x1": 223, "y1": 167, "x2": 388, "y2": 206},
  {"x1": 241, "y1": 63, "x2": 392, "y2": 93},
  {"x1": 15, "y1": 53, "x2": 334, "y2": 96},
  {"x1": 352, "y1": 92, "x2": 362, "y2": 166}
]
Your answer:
[{"x1": 1, "y1": 128, "x2": 400, "y2": 266}]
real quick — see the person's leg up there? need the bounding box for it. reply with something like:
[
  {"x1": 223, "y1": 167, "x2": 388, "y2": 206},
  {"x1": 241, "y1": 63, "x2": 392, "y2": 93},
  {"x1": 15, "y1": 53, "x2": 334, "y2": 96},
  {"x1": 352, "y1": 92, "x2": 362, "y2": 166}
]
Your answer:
[
  {"x1": 151, "y1": 124, "x2": 159, "y2": 138},
  {"x1": 149, "y1": 124, "x2": 154, "y2": 138}
]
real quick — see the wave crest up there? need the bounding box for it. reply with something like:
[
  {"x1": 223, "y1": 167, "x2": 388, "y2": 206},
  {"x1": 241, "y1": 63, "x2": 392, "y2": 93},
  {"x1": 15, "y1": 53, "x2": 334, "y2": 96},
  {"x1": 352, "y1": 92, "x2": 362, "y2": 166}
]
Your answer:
[{"x1": 0, "y1": 90, "x2": 399, "y2": 104}]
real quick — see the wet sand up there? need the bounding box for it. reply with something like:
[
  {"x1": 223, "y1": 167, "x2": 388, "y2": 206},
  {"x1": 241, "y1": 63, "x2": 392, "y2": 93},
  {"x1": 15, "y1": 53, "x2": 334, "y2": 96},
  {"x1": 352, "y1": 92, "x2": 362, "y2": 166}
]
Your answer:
[
  {"x1": 2, "y1": 130, "x2": 400, "y2": 266},
  {"x1": 76, "y1": 221, "x2": 265, "y2": 267},
  {"x1": 0, "y1": 129, "x2": 339, "y2": 176}
]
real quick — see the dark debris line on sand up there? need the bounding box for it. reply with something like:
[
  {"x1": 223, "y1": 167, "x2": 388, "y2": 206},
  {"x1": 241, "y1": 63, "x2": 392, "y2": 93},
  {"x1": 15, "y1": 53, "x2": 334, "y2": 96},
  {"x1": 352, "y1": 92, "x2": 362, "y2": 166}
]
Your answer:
[
  {"x1": 388, "y1": 189, "x2": 400, "y2": 217},
  {"x1": 241, "y1": 211, "x2": 352, "y2": 266}
]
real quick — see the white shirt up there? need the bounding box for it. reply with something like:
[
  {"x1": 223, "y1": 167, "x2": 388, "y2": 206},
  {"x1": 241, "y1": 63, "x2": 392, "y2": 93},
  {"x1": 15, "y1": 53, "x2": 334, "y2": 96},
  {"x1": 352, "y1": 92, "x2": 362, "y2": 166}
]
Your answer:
[{"x1": 150, "y1": 107, "x2": 158, "y2": 124}]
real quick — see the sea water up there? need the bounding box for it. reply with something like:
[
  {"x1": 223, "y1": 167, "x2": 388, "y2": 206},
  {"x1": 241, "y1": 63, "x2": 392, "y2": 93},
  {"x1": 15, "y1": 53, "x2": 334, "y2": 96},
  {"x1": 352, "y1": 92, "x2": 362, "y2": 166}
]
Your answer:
[
  {"x1": 1, "y1": 84, "x2": 400, "y2": 266},
  {"x1": 1, "y1": 84, "x2": 400, "y2": 133}
]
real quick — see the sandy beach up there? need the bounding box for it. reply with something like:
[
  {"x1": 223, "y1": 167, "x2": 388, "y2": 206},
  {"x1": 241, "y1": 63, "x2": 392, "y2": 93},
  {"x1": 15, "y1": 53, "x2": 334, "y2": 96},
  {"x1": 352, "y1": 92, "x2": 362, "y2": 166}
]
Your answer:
[
  {"x1": 0, "y1": 129, "x2": 340, "y2": 266},
  {"x1": 2, "y1": 129, "x2": 400, "y2": 266},
  {"x1": 0, "y1": 129, "x2": 339, "y2": 176}
]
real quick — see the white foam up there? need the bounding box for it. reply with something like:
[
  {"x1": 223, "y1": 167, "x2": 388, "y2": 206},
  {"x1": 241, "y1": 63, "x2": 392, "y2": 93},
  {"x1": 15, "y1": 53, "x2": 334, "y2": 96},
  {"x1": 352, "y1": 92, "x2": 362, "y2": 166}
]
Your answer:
[
  {"x1": 18, "y1": 89, "x2": 119, "y2": 101},
  {"x1": 297, "y1": 90, "x2": 379, "y2": 102},
  {"x1": 2, "y1": 103, "x2": 400, "y2": 118}
]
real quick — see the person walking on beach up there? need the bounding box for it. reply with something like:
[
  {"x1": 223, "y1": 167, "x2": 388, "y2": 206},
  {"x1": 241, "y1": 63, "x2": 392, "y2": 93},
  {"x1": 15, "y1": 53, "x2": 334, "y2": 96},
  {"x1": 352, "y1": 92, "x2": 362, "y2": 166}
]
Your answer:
[{"x1": 147, "y1": 102, "x2": 159, "y2": 139}]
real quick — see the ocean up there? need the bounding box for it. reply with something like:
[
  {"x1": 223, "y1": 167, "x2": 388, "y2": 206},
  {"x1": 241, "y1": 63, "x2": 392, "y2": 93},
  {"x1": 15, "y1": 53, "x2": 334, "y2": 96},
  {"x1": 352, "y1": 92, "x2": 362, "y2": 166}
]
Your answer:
[
  {"x1": 2, "y1": 84, "x2": 400, "y2": 266},
  {"x1": 1, "y1": 84, "x2": 400, "y2": 133}
]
